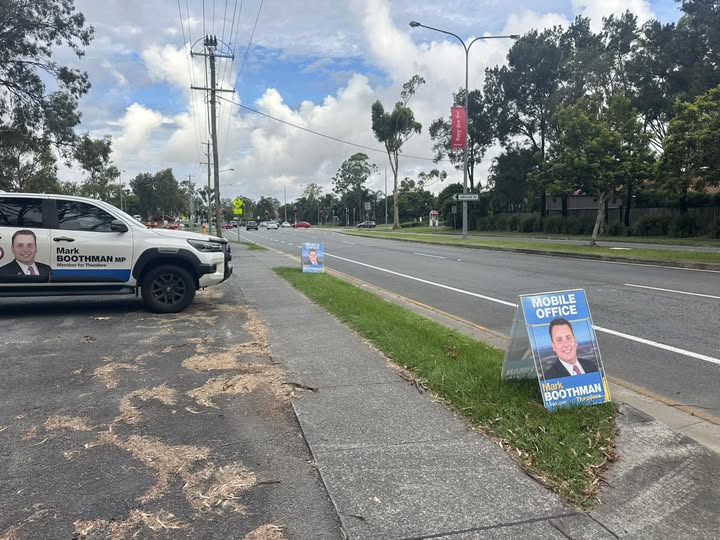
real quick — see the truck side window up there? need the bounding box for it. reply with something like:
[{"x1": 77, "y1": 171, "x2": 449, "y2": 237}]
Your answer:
[
  {"x1": 0, "y1": 197, "x2": 44, "y2": 227},
  {"x1": 56, "y1": 201, "x2": 116, "y2": 232}
]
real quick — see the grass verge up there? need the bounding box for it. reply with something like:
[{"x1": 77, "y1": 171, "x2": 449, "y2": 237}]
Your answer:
[
  {"x1": 347, "y1": 230, "x2": 720, "y2": 265},
  {"x1": 275, "y1": 267, "x2": 616, "y2": 508},
  {"x1": 230, "y1": 240, "x2": 267, "y2": 251}
]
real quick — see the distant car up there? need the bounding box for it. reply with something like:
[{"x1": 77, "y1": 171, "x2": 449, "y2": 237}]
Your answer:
[
  {"x1": 293, "y1": 221, "x2": 311, "y2": 228},
  {"x1": 266, "y1": 221, "x2": 278, "y2": 230},
  {"x1": 246, "y1": 220, "x2": 258, "y2": 230},
  {"x1": 357, "y1": 220, "x2": 376, "y2": 228},
  {"x1": 223, "y1": 223, "x2": 233, "y2": 230},
  {"x1": 281, "y1": 221, "x2": 291, "y2": 228}
]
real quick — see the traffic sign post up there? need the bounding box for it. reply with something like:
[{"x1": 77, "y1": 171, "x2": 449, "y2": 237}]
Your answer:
[{"x1": 452, "y1": 193, "x2": 479, "y2": 201}]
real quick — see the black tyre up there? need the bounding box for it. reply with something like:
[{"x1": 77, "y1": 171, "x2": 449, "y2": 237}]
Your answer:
[{"x1": 141, "y1": 265, "x2": 196, "y2": 313}]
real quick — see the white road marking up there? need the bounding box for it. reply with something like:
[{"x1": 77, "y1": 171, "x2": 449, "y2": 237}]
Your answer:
[
  {"x1": 326, "y1": 253, "x2": 517, "y2": 307},
  {"x1": 594, "y1": 326, "x2": 720, "y2": 366},
  {"x1": 414, "y1": 252, "x2": 447, "y2": 259},
  {"x1": 625, "y1": 283, "x2": 720, "y2": 300},
  {"x1": 326, "y1": 252, "x2": 720, "y2": 366}
]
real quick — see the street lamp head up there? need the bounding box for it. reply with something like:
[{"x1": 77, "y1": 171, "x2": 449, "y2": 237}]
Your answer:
[
  {"x1": 409, "y1": 21, "x2": 421, "y2": 28},
  {"x1": 509, "y1": 34, "x2": 521, "y2": 39}
]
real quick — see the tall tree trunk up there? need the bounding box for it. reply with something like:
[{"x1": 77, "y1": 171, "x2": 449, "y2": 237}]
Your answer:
[
  {"x1": 623, "y1": 182, "x2": 632, "y2": 227},
  {"x1": 590, "y1": 191, "x2": 609, "y2": 246}
]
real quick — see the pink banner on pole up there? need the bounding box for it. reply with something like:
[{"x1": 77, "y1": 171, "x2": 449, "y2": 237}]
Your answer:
[{"x1": 451, "y1": 107, "x2": 466, "y2": 150}]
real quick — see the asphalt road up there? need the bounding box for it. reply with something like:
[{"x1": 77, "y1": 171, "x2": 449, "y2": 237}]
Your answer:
[
  {"x1": 237, "y1": 227, "x2": 720, "y2": 418},
  {"x1": 0, "y1": 285, "x2": 341, "y2": 539}
]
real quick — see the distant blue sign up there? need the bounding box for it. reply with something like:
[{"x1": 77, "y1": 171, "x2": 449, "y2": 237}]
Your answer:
[
  {"x1": 301, "y1": 242, "x2": 324, "y2": 273},
  {"x1": 520, "y1": 289, "x2": 611, "y2": 411}
]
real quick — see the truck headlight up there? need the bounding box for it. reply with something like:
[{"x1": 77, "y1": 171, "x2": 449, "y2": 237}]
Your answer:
[{"x1": 187, "y1": 239, "x2": 224, "y2": 252}]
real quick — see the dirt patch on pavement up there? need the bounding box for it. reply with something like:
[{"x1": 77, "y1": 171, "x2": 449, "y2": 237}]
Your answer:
[
  {"x1": 243, "y1": 525, "x2": 287, "y2": 540},
  {"x1": 182, "y1": 341, "x2": 269, "y2": 371},
  {"x1": 94, "y1": 362, "x2": 140, "y2": 389},
  {"x1": 97, "y1": 432, "x2": 210, "y2": 503},
  {"x1": 44, "y1": 416, "x2": 92, "y2": 432},
  {"x1": 73, "y1": 510, "x2": 187, "y2": 539},
  {"x1": 116, "y1": 385, "x2": 179, "y2": 425},
  {"x1": 184, "y1": 462, "x2": 257, "y2": 514},
  {"x1": 188, "y1": 364, "x2": 292, "y2": 408},
  {"x1": 93, "y1": 431, "x2": 257, "y2": 513}
]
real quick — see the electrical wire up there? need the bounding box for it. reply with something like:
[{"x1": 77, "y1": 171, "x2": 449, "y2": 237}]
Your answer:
[
  {"x1": 177, "y1": 0, "x2": 202, "y2": 166},
  {"x1": 232, "y1": 0, "x2": 263, "y2": 91},
  {"x1": 217, "y1": 95, "x2": 444, "y2": 162}
]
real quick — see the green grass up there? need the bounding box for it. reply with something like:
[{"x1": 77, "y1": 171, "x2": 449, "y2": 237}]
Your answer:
[
  {"x1": 230, "y1": 240, "x2": 267, "y2": 251},
  {"x1": 275, "y1": 268, "x2": 616, "y2": 507},
  {"x1": 346, "y1": 229, "x2": 720, "y2": 265}
]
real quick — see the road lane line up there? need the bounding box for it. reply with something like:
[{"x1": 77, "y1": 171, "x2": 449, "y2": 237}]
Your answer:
[
  {"x1": 414, "y1": 252, "x2": 447, "y2": 259},
  {"x1": 594, "y1": 326, "x2": 720, "y2": 366},
  {"x1": 326, "y1": 252, "x2": 720, "y2": 366},
  {"x1": 325, "y1": 253, "x2": 517, "y2": 307},
  {"x1": 625, "y1": 283, "x2": 720, "y2": 300}
]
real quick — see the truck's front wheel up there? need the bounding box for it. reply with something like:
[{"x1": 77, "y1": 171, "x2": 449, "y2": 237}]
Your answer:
[{"x1": 141, "y1": 265, "x2": 196, "y2": 313}]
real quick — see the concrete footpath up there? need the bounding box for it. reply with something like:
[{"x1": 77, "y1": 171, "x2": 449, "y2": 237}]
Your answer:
[{"x1": 233, "y1": 249, "x2": 720, "y2": 539}]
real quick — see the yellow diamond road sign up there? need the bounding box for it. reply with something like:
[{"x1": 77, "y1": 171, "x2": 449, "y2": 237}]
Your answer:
[{"x1": 232, "y1": 197, "x2": 244, "y2": 215}]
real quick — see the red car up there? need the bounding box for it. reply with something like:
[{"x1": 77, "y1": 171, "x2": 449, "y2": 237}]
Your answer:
[{"x1": 293, "y1": 221, "x2": 311, "y2": 228}]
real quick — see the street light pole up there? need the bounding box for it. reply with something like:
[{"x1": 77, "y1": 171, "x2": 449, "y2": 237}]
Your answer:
[{"x1": 409, "y1": 21, "x2": 518, "y2": 239}]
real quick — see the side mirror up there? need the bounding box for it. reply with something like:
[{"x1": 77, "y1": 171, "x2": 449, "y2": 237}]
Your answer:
[{"x1": 111, "y1": 219, "x2": 128, "y2": 232}]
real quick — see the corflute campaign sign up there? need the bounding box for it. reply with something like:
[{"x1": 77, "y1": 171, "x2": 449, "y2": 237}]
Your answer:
[
  {"x1": 520, "y1": 289, "x2": 610, "y2": 411},
  {"x1": 301, "y1": 242, "x2": 324, "y2": 273}
]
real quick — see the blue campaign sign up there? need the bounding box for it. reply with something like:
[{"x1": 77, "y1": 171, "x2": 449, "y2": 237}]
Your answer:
[
  {"x1": 301, "y1": 242, "x2": 324, "y2": 273},
  {"x1": 519, "y1": 289, "x2": 611, "y2": 411}
]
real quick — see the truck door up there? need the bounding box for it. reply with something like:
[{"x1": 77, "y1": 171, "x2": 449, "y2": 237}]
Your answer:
[{"x1": 49, "y1": 199, "x2": 134, "y2": 283}]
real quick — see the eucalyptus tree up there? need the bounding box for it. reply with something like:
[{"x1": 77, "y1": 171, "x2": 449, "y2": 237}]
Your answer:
[
  {"x1": 332, "y1": 152, "x2": 377, "y2": 224},
  {"x1": 74, "y1": 134, "x2": 120, "y2": 202},
  {"x1": 429, "y1": 89, "x2": 492, "y2": 190},
  {"x1": 371, "y1": 75, "x2": 425, "y2": 229},
  {"x1": 0, "y1": 0, "x2": 94, "y2": 188},
  {"x1": 130, "y1": 169, "x2": 185, "y2": 219}
]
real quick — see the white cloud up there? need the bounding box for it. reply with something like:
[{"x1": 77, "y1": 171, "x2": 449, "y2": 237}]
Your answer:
[
  {"x1": 113, "y1": 103, "x2": 164, "y2": 157},
  {"x1": 571, "y1": 0, "x2": 655, "y2": 31}
]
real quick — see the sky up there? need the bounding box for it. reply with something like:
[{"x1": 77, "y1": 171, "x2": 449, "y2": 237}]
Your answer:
[{"x1": 61, "y1": 0, "x2": 683, "y2": 205}]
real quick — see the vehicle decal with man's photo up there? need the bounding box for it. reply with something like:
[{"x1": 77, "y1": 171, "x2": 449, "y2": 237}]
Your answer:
[
  {"x1": 0, "y1": 230, "x2": 132, "y2": 283},
  {"x1": 0, "y1": 229, "x2": 52, "y2": 282}
]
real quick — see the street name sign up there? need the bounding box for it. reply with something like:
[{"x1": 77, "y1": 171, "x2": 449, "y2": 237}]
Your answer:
[{"x1": 453, "y1": 193, "x2": 479, "y2": 201}]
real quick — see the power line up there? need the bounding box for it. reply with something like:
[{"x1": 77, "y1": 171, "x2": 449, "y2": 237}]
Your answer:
[
  {"x1": 219, "y1": 0, "x2": 242, "y2": 159},
  {"x1": 217, "y1": 95, "x2": 444, "y2": 162},
  {"x1": 177, "y1": 0, "x2": 202, "y2": 165},
  {"x1": 232, "y1": 0, "x2": 263, "y2": 91}
]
